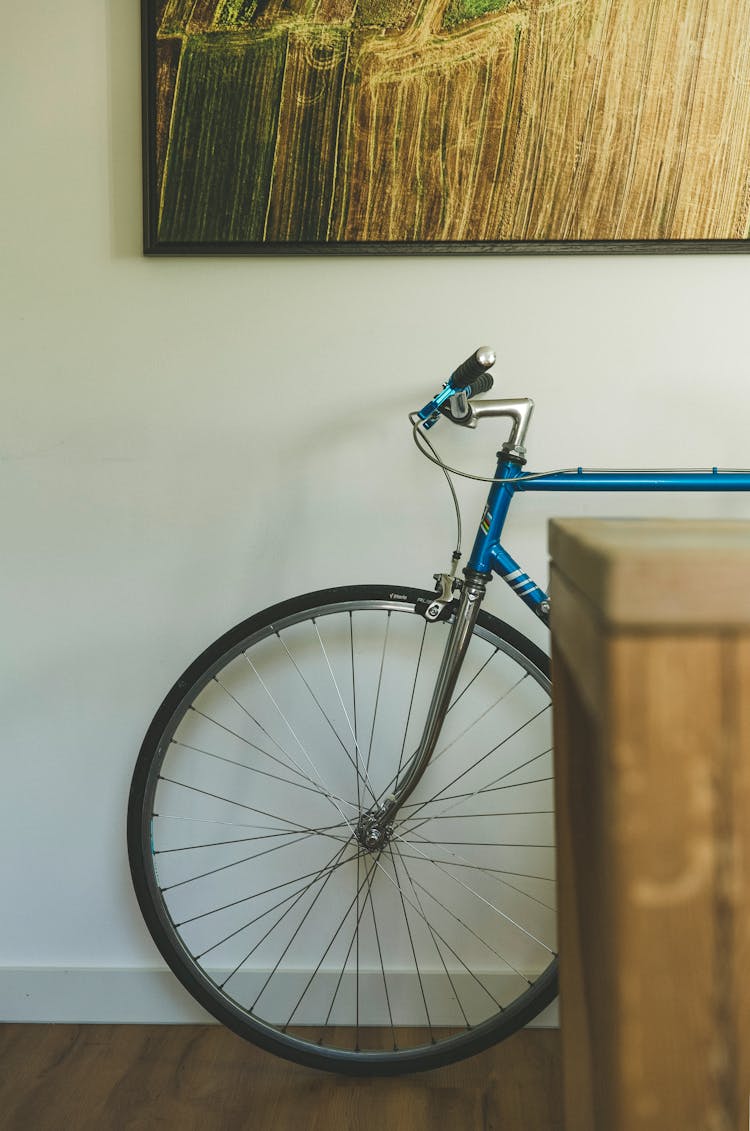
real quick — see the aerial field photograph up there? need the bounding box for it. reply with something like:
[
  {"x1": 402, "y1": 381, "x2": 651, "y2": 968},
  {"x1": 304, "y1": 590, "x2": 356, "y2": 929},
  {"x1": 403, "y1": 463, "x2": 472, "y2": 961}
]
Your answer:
[{"x1": 144, "y1": 0, "x2": 750, "y2": 249}]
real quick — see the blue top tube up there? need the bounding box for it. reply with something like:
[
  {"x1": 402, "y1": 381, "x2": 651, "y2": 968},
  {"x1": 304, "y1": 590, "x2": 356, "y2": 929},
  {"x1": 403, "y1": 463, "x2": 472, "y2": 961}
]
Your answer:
[{"x1": 514, "y1": 469, "x2": 750, "y2": 491}]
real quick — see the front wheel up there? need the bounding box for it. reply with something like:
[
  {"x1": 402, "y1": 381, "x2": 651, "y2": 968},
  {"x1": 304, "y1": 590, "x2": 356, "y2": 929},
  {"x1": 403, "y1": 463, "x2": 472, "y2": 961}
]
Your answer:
[{"x1": 128, "y1": 585, "x2": 556, "y2": 1075}]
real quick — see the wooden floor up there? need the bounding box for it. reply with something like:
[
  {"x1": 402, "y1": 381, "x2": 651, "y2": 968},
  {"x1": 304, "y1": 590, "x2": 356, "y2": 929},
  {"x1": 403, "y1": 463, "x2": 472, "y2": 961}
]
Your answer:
[{"x1": 0, "y1": 1025, "x2": 561, "y2": 1131}]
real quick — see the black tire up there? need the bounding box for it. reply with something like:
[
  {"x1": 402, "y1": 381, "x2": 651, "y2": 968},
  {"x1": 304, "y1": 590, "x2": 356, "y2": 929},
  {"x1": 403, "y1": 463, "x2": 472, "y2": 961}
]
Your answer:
[{"x1": 128, "y1": 585, "x2": 557, "y2": 1076}]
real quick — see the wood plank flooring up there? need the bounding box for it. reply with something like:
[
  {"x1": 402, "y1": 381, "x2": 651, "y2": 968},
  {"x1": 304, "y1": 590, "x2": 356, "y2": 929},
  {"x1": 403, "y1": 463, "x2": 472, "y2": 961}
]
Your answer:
[{"x1": 0, "y1": 1025, "x2": 561, "y2": 1130}]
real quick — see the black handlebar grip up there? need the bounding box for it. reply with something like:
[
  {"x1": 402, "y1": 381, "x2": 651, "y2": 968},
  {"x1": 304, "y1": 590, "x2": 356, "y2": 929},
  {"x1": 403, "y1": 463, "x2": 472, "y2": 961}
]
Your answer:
[
  {"x1": 438, "y1": 368, "x2": 495, "y2": 423},
  {"x1": 466, "y1": 371, "x2": 494, "y2": 398},
  {"x1": 447, "y1": 346, "x2": 496, "y2": 390}
]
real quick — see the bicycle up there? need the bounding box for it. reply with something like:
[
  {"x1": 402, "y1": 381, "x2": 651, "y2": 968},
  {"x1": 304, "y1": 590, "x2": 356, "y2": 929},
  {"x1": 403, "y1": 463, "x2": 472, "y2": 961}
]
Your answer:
[{"x1": 127, "y1": 348, "x2": 750, "y2": 1076}]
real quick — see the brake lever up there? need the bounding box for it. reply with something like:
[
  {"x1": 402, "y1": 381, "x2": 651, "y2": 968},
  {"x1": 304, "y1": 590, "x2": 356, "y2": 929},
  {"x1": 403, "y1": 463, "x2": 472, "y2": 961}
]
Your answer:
[{"x1": 416, "y1": 383, "x2": 457, "y2": 428}]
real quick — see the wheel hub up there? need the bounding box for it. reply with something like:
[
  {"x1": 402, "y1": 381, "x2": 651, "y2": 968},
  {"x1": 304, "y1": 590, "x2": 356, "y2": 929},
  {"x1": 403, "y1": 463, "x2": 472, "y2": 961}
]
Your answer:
[{"x1": 355, "y1": 811, "x2": 392, "y2": 853}]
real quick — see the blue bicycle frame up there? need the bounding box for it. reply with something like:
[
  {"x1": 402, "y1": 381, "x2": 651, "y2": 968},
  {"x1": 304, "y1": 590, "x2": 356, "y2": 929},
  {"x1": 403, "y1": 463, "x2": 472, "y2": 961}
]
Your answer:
[
  {"x1": 468, "y1": 458, "x2": 750, "y2": 619},
  {"x1": 367, "y1": 442, "x2": 750, "y2": 835}
]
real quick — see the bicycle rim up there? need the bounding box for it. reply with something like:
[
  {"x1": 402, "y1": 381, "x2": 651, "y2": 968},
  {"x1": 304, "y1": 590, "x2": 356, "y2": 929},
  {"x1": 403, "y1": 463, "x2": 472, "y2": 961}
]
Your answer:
[{"x1": 128, "y1": 585, "x2": 557, "y2": 1075}]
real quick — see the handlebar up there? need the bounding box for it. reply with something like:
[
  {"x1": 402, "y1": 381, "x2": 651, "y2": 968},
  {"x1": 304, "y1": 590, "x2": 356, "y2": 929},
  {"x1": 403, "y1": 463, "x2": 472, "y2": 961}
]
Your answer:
[
  {"x1": 416, "y1": 346, "x2": 496, "y2": 428},
  {"x1": 447, "y1": 347, "x2": 496, "y2": 391},
  {"x1": 414, "y1": 346, "x2": 534, "y2": 457}
]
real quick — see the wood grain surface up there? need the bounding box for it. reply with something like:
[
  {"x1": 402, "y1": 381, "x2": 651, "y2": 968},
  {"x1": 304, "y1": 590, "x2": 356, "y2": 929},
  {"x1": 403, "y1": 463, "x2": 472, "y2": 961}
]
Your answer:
[
  {"x1": 0, "y1": 1024, "x2": 562, "y2": 1130},
  {"x1": 551, "y1": 519, "x2": 750, "y2": 1131}
]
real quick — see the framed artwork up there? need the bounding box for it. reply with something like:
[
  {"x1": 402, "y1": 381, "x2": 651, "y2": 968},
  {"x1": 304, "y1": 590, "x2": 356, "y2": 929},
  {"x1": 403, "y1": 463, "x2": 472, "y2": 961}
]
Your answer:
[{"x1": 142, "y1": 0, "x2": 750, "y2": 254}]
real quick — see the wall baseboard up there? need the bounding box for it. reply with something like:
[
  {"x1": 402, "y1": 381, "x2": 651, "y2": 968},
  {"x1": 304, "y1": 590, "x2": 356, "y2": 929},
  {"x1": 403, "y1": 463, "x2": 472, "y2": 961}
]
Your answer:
[
  {"x1": 0, "y1": 968, "x2": 214, "y2": 1024},
  {"x1": 0, "y1": 967, "x2": 559, "y2": 1026}
]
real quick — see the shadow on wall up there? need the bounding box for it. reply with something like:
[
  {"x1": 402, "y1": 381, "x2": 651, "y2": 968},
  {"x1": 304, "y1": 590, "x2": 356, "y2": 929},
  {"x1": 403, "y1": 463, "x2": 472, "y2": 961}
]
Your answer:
[{"x1": 106, "y1": 0, "x2": 144, "y2": 259}]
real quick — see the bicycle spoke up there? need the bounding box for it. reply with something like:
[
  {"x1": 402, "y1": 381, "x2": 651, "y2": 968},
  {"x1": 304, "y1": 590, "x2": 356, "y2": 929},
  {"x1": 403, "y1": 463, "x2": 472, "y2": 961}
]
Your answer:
[
  {"x1": 212, "y1": 674, "x2": 324, "y2": 778},
  {"x1": 158, "y1": 774, "x2": 352, "y2": 841},
  {"x1": 155, "y1": 821, "x2": 348, "y2": 854},
  {"x1": 400, "y1": 704, "x2": 552, "y2": 826},
  {"x1": 172, "y1": 738, "x2": 354, "y2": 805},
  {"x1": 312, "y1": 620, "x2": 379, "y2": 805},
  {"x1": 350, "y1": 612, "x2": 360, "y2": 813},
  {"x1": 153, "y1": 813, "x2": 315, "y2": 832},
  {"x1": 400, "y1": 775, "x2": 554, "y2": 843},
  {"x1": 444, "y1": 646, "x2": 500, "y2": 716},
  {"x1": 271, "y1": 853, "x2": 376, "y2": 1027},
  {"x1": 386, "y1": 844, "x2": 434, "y2": 1041},
  {"x1": 365, "y1": 612, "x2": 391, "y2": 779},
  {"x1": 365, "y1": 864, "x2": 397, "y2": 1050},
  {"x1": 429, "y1": 673, "x2": 530, "y2": 769},
  {"x1": 380, "y1": 651, "x2": 524, "y2": 807},
  {"x1": 399, "y1": 837, "x2": 553, "y2": 848},
  {"x1": 221, "y1": 842, "x2": 352, "y2": 991},
  {"x1": 355, "y1": 852, "x2": 360, "y2": 1044},
  {"x1": 320, "y1": 852, "x2": 381, "y2": 1036},
  {"x1": 400, "y1": 830, "x2": 557, "y2": 914},
  {"x1": 406, "y1": 869, "x2": 536, "y2": 987},
  {"x1": 398, "y1": 809, "x2": 554, "y2": 843},
  {"x1": 196, "y1": 858, "x2": 347, "y2": 961},
  {"x1": 247, "y1": 843, "x2": 357, "y2": 1010},
  {"x1": 394, "y1": 832, "x2": 556, "y2": 957},
  {"x1": 188, "y1": 703, "x2": 344, "y2": 806},
  {"x1": 392, "y1": 840, "x2": 472, "y2": 1031},
  {"x1": 243, "y1": 653, "x2": 360, "y2": 835},
  {"x1": 376, "y1": 672, "x2": 540, "y2": 809},
  {"x1": 404, "y1": 809, "x2": 553, "y2": 820},
  {"x1": 161, "y1": 829, "x2": 326, "y2": 892},
  {"x1": 392, "y1": 853, "x2": 555, "y2": 886},
  {"x1": 177, "y1": 850, "x2": 355, "y2": 928},
  {"x1": 368, "y1": 851, "x2": 505, "y2": 1010},
  {"x1": 272, "y1": 626, "x2": 374, "y2": 801},
  {"x1": 462, "y1": 744, "x2": 554, "y2": 798},
  {"x1": 396, "y1": 746, "x2": 553, "y2": 816}
]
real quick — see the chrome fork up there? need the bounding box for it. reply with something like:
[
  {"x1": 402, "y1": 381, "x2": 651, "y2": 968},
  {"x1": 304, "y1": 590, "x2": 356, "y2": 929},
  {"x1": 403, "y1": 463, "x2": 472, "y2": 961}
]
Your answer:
[{"x1": 355, "y1": 571, "x2": 489, "y2": 850}]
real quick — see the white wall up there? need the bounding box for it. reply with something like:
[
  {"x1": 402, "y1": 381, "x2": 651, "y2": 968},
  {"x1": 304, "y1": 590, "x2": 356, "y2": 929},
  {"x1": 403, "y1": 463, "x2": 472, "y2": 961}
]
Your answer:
[{"x1": 3, "y1": 0, "x2": 750, "y2": 1020}]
